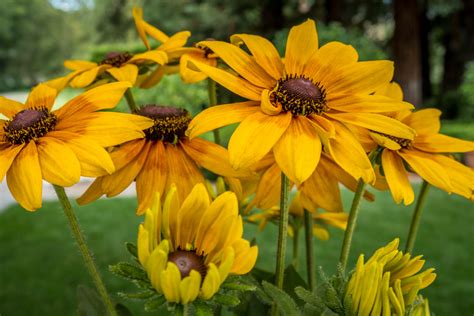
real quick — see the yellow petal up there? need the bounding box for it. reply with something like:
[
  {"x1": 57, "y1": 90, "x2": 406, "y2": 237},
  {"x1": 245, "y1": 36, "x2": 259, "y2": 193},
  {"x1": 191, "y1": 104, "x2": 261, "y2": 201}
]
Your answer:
[
  {"x1": 285, "y1": 19, "x2": 318, "y2": 75},
  {"x1": 310, "y1": 41, "x2": 358, "y2": 67},
  {"x1": 260, "y1": 89, "x2": 282, "y2": 115},
  {"x1": 0, "y1": 143, "x2": 24, "y2": 182},
  {"x1": 69, "y1": 65, "x2": 107, "y2": 88},
  {"x1": 381, "y1": 149, "x2": 414, "y2": 205},
  {"x1": 187, "y1": 57, "x2": 263, "y2": 100},
  {"x1": 76, "y1": 178, "x2": 104, "y2": 205},
  {"x1": 198, "y1": 40, "x2": 275, "y2": 88},
  {"x1": 6, "y1": 142, "x2": 42, "y2": 211},
  {"x1": 374, "y1": 82, "x2": 404, "y2": 101},
  {"x1": 273, "y1": 116, "x2": 321, "y2": 184},
  {"x1": 25, "y1": 84, "x2": 57, "y2": 110},
  {"x1": 179, "y1": 53, "x2": 211, "y2": 83},
  {"x1": 402, "y1": 109, "x2": 441, "y2": 135},
  {"x1": 0, "y1": 97, "x2": 26, "y2": 118},
  {"x1": 158, "y1": 31, "x2": 190, "y2": 51},
  {"x1": 64, "y1": 60, "x2": 97, "y2": 70},
  {"x1": 369, "y1": 131, "x2": 402, "y2": 150},
  {"x1": 231, "y1": 34, "x2": 284, "y2": 80},
  {"x1": 106, "y1": 64, "x2": 138, "y2": 85},
  {"x1": 229, "y1": 111, "x2": 292, "y2": 170},
  {"x1": 137, "y1": 225, "x2": 150, "y2": 266},
  {"x1": 414, "y1": 134, "x2": 474, "y2": 153},
  {"x1": 129, "y1": 50, "x2": 168, "y2": 65},
  {"x1": 249, "y1": 163, "x2": 282, "y2": 212},
  {"x1": 37, "y1": 137, "x2": 81, "y2": 187},
  {"x1": 328, "y1": 93, "x2": 414, "y2": 113},
  {"x1": 140, "y1": 64, "x2": 179, "y2": 88},
  {"x1": 160, "y1": 263, "x2": 182, "y2": 303},
  {"x1": 188, "y1": 101, "x2": 260, "y2": 138},
  {"x1": 200, "y1": 263, "x2": 221, "y2": 300},
  {"x1": 179, "y1": 270, "x2": 201, "y2": 304}
]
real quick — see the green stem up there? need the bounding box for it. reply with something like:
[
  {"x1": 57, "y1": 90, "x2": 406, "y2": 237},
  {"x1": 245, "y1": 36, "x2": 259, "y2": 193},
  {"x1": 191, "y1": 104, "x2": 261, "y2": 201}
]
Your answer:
[
  {"x1": 53, "y1": 185, "x2": 117, "y2": 316},
  {"x1": 207, "y1": 78, "x2": 221, "y2": 145},
  {"x1": 405, "y1": 180, "x2": 431, "y2": 253},
  {"x1": 304, "y1": 209, "x2": 315, "y2": 290},
  {"x1": 271, "y1": 173, "x2": 290, "y2": 316},
  {"x1": 338, "y1": 148, "x2": 382, "y2": 273},
  {"x1": 124, "y1": 88, "x2": 137, "y2": 112},
  {"x1": 292, "y1": 227, "x2": 299, "y2": 269},
  {"x1": 182, "y1": 304, "x2": 189, "y2": 316}
]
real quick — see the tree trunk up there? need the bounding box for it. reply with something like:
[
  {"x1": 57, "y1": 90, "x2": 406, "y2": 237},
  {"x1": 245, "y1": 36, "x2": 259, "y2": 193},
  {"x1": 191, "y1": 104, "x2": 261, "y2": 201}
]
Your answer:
[
  {"x1": 393, "y1": 0, "x2": 423, "y2": 106},
  {"x1": 325, "y1": 0, "x2": 343, "y2": 23},
  {"x1": 260, "y1": 0, "x2": 284, "y2": 35},
  {"x1": 420, "y1": 0, "x2": 431, "y2": 100}
]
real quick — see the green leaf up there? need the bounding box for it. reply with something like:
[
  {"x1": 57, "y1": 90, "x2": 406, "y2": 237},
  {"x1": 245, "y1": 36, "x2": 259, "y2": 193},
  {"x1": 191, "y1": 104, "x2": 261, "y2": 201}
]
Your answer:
[
  {"x1": 283, "y1": 265, "x2": 307, "y2": 304},
  {"x1": 193, "y1": 300, "x2": 214, "y2": 316},
  {"x1": 125, "y1": 242, "x2": 138, "y2": 258},
  {"x1": 213, "y1": 293, "x2": 240, "y2": 306},
  {"x1": 144, "y1": 295, "x2": 167, "y2": 312},
  {"x1": 222, "y1": 275, "x2": 257, "y2": 291},
  {"x1": 115, "y1": 303, "x2": 134, "y2": 316},
  {"x1": 294, "y1": 287, "x2": 324, "y2": 309},
  {"x1": 77, "y1": 285, "x2": 106, "y2": 316},
  {"x1": 118, "y1": 290, "x2": 155, "y2": 300},
  {"x1": 109, "y1": 262, "x2": 148, "y2": 282},
  {"x1": 262, "y1": 281, "x2": 300, "y2": 316}
]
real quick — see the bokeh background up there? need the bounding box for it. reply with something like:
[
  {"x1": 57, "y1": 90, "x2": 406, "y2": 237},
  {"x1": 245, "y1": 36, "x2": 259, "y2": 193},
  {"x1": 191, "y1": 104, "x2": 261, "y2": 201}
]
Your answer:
[{"x1": 0, "y1": 0, "x2": 473, "y2": 315}]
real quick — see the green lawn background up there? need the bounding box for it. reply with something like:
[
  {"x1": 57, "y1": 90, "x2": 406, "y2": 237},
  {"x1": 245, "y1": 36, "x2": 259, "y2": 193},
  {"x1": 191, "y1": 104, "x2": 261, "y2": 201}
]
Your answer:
[{"x1": 0, "y1": 184, "x2": 472, "y2": 315}]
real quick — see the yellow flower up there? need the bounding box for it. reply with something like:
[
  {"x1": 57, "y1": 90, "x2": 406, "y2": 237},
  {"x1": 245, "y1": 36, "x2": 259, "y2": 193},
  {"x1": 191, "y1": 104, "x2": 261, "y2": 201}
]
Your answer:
[
  {"x1": 177, "y1": 44, "x2": 219, "y2": 83},
  {"x1": 78, "y1": 105, "x2": 249, "y2": 214},
  {"x1": 137, "y1": 184, "x2": 258, "y2": 304},
  {"x1": 344, "y1": 239, "x2": 436, "y2": 315},
  {"x1": 187, "y1": 19, "x2": 416, "y2": 185},
  {"x1": 412, "y1": 295, "x2": 431, "y2": 316},
  {"x1": 0, "y1": 82, "x2": 152, "y2": 211}
]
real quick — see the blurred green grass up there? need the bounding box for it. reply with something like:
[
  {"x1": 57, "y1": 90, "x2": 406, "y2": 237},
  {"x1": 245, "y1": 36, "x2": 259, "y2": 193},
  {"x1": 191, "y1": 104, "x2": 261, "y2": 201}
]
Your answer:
[{"x1": 0, "y1": 184, "x2": 472, "y2": 315}]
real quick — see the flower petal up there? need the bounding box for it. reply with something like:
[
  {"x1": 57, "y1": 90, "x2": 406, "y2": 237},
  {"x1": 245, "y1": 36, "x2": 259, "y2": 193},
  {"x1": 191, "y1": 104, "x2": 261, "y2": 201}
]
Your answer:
[
  {"x1": 64, "y1": 60, "x2": 97, "y2": 71},
  {"x1": 129, "y1": 50, "x2": 168, "y2": 65},
  {"x1": 273, "y1": 116, "x2": 322, "y2": 184},
  {"x1": 402, "y1": 109, "x2": 441, "y2": 135},
  {"x1": 260, "y1": 89, "x2": 282, "y2": 115},
  {"x1": 25, "y1": 84, "x2": 57, "y2": 110},
  {"x1": 381, "y1": 149, "x2": 414, "y2": 205},
  {"x1": 158, "y1": 31, "x2": 191, "y2": 51},
  {"x1": 179, "y1": 53, "x2": 212, "y2": 83},
  {"x1": 328, "y1": 93, "x2": 414, "y2": 113},
  {"x1": 414, "y1": 134, "x2": 474, "y2": 153},
  {"x1": 285, "y1": 19, "x2": 318, "y2": 75},
  {"x1": 229, "y1": 111, "x2": 292, "y2": 170},
  {"x1": 69, "y1": 65, "x2": 107, "y2": 88},
  {"x1": 0, "y1": 97, "x2": 26, "y2": 118},
  {"x1": 6, "y1": 142, "x2": 42, "y2": 211},
  {"x1": 106, "y1": 64, "x2": 139, "y2": 85}
]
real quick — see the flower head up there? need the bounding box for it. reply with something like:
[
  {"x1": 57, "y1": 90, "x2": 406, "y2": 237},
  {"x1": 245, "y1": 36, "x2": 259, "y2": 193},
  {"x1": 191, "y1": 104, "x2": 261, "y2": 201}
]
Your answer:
[
  {"x1": 137, "y1": 184, "x2": 258, "y2": 304},
  {"x1": 0, "y1": 82, "x2": 152, "y2": 210},
  {"x1": 344, "y1": 239, "x2": 436, "y2": 315},
  {"x1": 78, "y1": 104, "x2": 249, "y2": 214},
  {"x1": 187, "y1": 19, "x2": 415, "y2": 185}
]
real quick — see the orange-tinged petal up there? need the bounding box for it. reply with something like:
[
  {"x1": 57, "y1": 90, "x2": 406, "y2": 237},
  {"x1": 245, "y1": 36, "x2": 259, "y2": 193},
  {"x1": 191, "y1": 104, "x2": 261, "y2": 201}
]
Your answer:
[
  {"x1": 260, "y1": 89, "x2": 282, "y2": 115},
  {"x1": 328, "y1": 93, "x2": 414, "y2": 113},
  {"x1": 402, "y1": 109, "x2": 441, "y2": 135},
  {"x1": 129, "y1": 50, "x2": 168, "y2": 65},
  {"x1": 0, "y1": 143, "x2": 24, "y2": 181},
  {"x1": 37, "y1": 137, "x2": 81, "y2": 187},
  {"x1": 109, "y1": 139, "x2": 146, "y2": 170},
  {"x1": 6, "y1": 142, "x2": 42, "y2": 211},
  {"x1": 0, "y1": 97, "x2": 26, "y2": 118},
  {"x1": 25, "y1": 84, "x2": 57, "y2": 110},
  {"x1": 229, "y1": 111, "x2": 292, "y2": 170},
  {"x1": 199, "y1": 40, "x2": 275, "y2": 88},
  {"x1": 77, "y1": 178, "x2": 104, "y2": 205},
  {"x1": 381, "y1": 149, "x2": 414, "y2": 205},
  {"x1": 248, "y1": 163, "x2": 282, "y2": 212},
  {"x1": 273, "y1": 116, "x2": 321, "y2": 183},
  {"x1": 308, "y1": 114, "x2": 336, "y2": 140},
  {"x1": 398, "y1": 149, "x2": 452, "y2": 193},
  {"x1": 187, "y1": 57, "x2": 263, "y2": 100},
  {"x1": 285, "y1": 19, "x2": 318, "y2": 75},
  {"x1": 188, "y1": 101, "x2": 260, "y2": 138},
  {"x1": 231, "y1": 34, "x2": 284, "y2": 80},
  {"x1": 106, "y1": 64, "x2": 139, "y2": 85},
  {"x1": 414, "y1": 134, "x2": 474, "y2": 153}
]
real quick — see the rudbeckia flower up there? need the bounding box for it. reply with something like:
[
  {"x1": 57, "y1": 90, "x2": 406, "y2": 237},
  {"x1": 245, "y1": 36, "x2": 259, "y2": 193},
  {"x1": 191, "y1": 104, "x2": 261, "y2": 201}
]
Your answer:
[
  {"x1": 137, "y1": 184, "x2": 258, "y2": 304},
  {"x1": 0, "y1": 82, "x2": 152, "y2": 211},
  {"x1": 344, "y1": 239, "x2": 436, "y2": 315},
  {"x1": 78, "y1": 104, "x2": 249, "y2": 214},
  {"x1": 187, "y1": 19, "x2": 416, "y2": 185}
]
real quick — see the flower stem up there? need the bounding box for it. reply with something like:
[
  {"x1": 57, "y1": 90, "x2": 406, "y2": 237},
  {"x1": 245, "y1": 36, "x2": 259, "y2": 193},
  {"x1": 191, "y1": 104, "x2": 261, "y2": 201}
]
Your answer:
[
  {"x1": 207, "y1": 78, "x2": 221, "y2": 145},
  {"x1": 124, "y1": 88, "x2": 137, "y2": 112},
  {"x1": 304, "y1": 209, "x2": 315, "y2": 290},
  {"x1": 53, "y1": 185, "x2": 117, "y2": 316},
  {"x1": 182, "y1": 304, "x2": 189, "y2": 316},
  {"x1": 292, "y1": 227, "x2": 299, "y2": 269},
  {"x1": 405, "y1": 180, "x2": 430, "y2": 253},
  {"x1": 271, "y1": 173, "x2": 290, "y2": 316}
]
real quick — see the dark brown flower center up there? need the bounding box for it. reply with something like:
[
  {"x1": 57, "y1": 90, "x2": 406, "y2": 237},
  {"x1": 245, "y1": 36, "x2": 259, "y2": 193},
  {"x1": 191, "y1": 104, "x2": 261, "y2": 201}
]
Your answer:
[
  {"x1": 373, "y1": 131, "x2": 412, "y2": 149},
  {"x1": 99, "y1": 51, "x2": 133, "y2": 67},
  {"x1": 167, "y1": 250, "x2": 207, "y2": 279},
  {"x1": 275, "y1": 76, "x2": 327, "y2": 116},
  {"x1": 135, "y1": 105, "x2": 191, "y2": 143},
  {"x1": 3, "y1": 107, "x2": 57, "y2": 144}
]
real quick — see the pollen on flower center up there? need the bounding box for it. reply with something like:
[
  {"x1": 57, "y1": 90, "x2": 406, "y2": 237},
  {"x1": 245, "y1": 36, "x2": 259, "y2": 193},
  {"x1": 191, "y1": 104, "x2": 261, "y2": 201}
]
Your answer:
[
  {"x1": 136, "y1": 105, "x2": 191, "y2": 143},
  {"x1": 3, "y1": 107, "x2": 57, "y2": 144},
  {"x1": 167, "y1": 250, "x2": 207, "y2": 279},
  {"x1": 275, "y1": 75, "x2": 327, "y2": 116},
  {"x1": 99, "y1": 51, "x2": 133, "y2": 67}
]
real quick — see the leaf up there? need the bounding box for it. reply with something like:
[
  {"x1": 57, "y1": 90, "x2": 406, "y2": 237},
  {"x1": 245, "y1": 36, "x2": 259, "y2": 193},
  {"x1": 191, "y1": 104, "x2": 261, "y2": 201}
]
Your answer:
[
  {"x1": 125, "y1": 242, "x2": 138, "y2": 258},
  {"x1": 283, "y1": 265, "x2": 308, "y2": 304},
  {"x1": 77, "y1": 285, "x2": 106, "y2": 316},
  {"x1": 115, "y1": 303, "x2": 134, "y2": 316},
  {"x1": 144, "y1": 295, "x2": 167, "y2": 312},
  {"x1": 294, "y1": 287, "x2": 324, "y2": 309},
  {"x1": 213, "y1": 293, "x2": 241, "y2": 306},
  {"x1": 193, "y1": 300, "x2": 214, "y2": 316},
  {"x1": 262, "y1": 281, "x2": 300, "y2": 316},
  {"x1": 118, "y1": 290, "x2": 155, "y2": 300},
  {"x1": 222, "y1": 275, "x2": 257, "y2": 291},
  {"x1": 109, "y1": 262, "x2": 148, "y2": 282}
]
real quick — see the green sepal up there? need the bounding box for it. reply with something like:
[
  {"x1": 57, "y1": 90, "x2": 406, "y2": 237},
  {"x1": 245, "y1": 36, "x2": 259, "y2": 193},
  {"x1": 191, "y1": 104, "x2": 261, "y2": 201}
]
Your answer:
[
  {"x1": 213, "y1": 293, "x2": 240, "y2": 306},
  {"x1": 118, "y1": 289, "x2": 155, "y2": 301},
  {"x1": 261, "y1": 281, "x2": 300, "y2": 316},
  {"x1": 109, "y1": 262, "x2": 148, "y2": 282},
  {"x1": 193, "y1": 300, "x2": 214, "y2": 316},
  {"x1": 77, "y1": 284, "x2": 106, "y2": 316},
  {"x1": 144, "y1": 295, "x2": 167, "y2": 312},
  {"x1": 125, "y1": 242, "x2": 138, "y2": 259}
]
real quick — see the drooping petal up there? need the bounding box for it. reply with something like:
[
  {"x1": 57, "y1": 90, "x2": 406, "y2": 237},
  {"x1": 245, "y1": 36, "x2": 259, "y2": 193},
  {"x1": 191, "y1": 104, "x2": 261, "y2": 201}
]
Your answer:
[
  {"x1": 229, "y1": 111, "x2": 292, "y2": 170},
  {"x1": 0, "y1": 97, "x2": 26, "y2": 118},
  {"x1": 106, "y1": 64, "x2": 139, "y2": 85},
  {"x1": 0, "y1": 143, "x2": 24, "y2": 181},
  {"x1": 231, "y1": 34, "x2": 284, "y2": 80},
  {"x1": 188, "y1": 101, "x2": 260, "y2": 138},
  {"x1": 76, "y1": 178, "x2": 104, "y2": 205},
  {"x1": 381, "y1": 149, "x2": 414, "y2": 205},
  {"x1": 6, "y1": 142, "x2": 42, "y2": 211},
  {"x1": 179, "y1": 52, "x2": 213, "y2": 83},
  {"x1": 158, "y1": 31, "x2": 190, "y2": 51},
  {"x1": 414, "y1": 134, "x2": 474, "y2": 153},
  {"x1": 273, "y1": 116, "x2": 322, "y2": 184},
  {"x1": 25, "y1": 84, "x2": 57, "y2": 110},
  {"x1": 285, "y1": 19, "x2": 318, "y2": 75},
  {"x1": 260, "y1": 89, "x2": 282, "y2": 115},
  {"x1": 109, "y1": 139, "x2": 146, "y2": 170},
  {"x1": 37, "y1": 137, "x2": 81, "y2": 187}
]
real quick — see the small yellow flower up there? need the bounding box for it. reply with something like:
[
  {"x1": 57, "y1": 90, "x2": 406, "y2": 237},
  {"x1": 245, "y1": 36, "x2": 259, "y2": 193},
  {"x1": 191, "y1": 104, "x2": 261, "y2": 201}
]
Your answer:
[
  {"x1": 78, "y1": 105, "x2": 249, "y2": 214},
  {"x1": 0, "y1": 82, "x2": 152, "y2": 210},
  {"x1": 137, "y1": 184, "x2": 258, "y2": 304},
  {"x1": 344, "y1": 239, "x2": 436, "y2": 315},
  {"x1": 187, "y1": 19, "x2": 416, "y2": 185}
]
